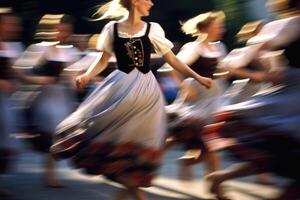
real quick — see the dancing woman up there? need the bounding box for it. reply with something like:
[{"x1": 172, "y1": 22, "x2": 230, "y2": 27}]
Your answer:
[
  {"x1": 162, "y1": 11, "x2": 227, "y2": 178},
  {"x1": 51, "y1": 0, "x2": 212, "y2": 200}
]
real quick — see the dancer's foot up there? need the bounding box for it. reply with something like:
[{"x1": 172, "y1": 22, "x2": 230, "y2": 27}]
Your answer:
[
  {"x1": 178, "y1": 149, "x2": 202, "y2": 165},
  {"x1": 165, "y1": 136, "x2": 177, "y2": 149},
  {"x1": 178, "y1": 163, "x2": 194, "y2": 180},
  {"x1": 205, "y1": 172, "x2": 230, "y2": 200},
  {"x1": 128, "y1": 187, "x2": 148, "y2": 200},
  {"x1": 113, "y1": 189, "x2": 129, "y2": 200},
  {"x1": 44, "y1": 153, "x2": 64, "y2": 188}
]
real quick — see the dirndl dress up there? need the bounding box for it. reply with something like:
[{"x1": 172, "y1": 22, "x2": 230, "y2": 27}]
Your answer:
[
  {"x1": 51, "y1": 21, "x2": 174, "y2": 187},
  {"x1": 166, "y1": 41, "x2": 227, "y2": 151}
]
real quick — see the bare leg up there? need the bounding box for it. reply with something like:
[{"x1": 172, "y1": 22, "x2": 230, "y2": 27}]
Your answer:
[
  {"x1": 204, "y1": 152, "x2": 220, "y2": 175},
  {"x1": 113, "y1": 189, "x2": 129, "y2": 200},
  {"x1": 128, "y1": 187, "x2": 148, "y2": 200},
  {"x1": 178, "y1": 149, "x2": 202, "y2": 180},
  {"x1": 178, "y1": 161, "x2": 194, "y2": 180},
  {"x1": 45, "y1": 154, "x2": 64, "y2": 188},
  {"x1": 205, "y1": 162, "x2": 261, "y2": 199},
  {"x1": 178, "y1": 150, "x2": 220, "y2": 180}
]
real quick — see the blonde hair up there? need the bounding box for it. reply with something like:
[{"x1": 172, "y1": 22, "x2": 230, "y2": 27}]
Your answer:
[
  {"x1": 181, "y1": 11, "x2": 225, "y2": 37},
  {"x1": 95, "y1": 0, "x2": 130, "y2": 20}
]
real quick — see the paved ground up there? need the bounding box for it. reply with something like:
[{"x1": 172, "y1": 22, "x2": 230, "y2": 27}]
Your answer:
[{"x1": 1, "y1": 141, "x2": 288, "y2": 200}]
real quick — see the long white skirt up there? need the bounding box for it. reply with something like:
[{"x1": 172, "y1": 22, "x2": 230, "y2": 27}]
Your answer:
[{"x1": 52, "y1": 68, "x2": 166, "y2": 187}]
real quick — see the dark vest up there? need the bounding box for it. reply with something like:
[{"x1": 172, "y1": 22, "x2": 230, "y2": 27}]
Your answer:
[
  {"x1": 113, "y1": 23, "x2": 152, "y2": 74},
  {"x1": 284, "y1": 38, "x2": 300, "y2": 68},
  {"x1": 0, "y1": 56, "x2": 14, "y2": 79},
  {"x1": 33, "y1": 60, "x2": 65, "y2": 77},
  {"x1": 190, "y1": 56, "x2": 218, "y2": 78}
]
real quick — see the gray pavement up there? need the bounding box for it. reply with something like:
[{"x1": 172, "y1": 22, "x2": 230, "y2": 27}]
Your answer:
[{"x1": 1, "y1": 143, "x2": 286, "y2": 200}]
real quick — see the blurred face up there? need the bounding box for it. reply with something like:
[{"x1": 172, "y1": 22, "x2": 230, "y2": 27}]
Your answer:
[
  {"x1": 0, "y1": 15, "x2": 22, "y2": 41},
  {"x1": 206, "y1": 20, "x2": 226, "y2": 42},
  {"x1": 77, "y1": 36, "x2": 89, "y2": 51},
  {"x1": 133, "y1": 0, "x2": 154, "y2": 16},
  {"x1": 56, "y1": 23, "x2": 73, "y2": 43}
]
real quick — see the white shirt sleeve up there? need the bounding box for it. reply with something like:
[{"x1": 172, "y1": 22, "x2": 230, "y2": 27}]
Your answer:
[
  {"x1": 149, "y1": 22, "x2": 174, "y2": 56},
  {"x1": 176, "y1": 42, "x2": 201, "y2": 66},
  {"x1": 215, "y1": 42, "x2": 228, "y2": 59},
  {"x1": 158, "y1": 42, "x2": 201, "y2": 72},
  {"x1": 96, "y1": 21, "x2": 115, "y2": 54},
  {"x1": 221, "y1": 47, "x2": 251, "y2": 69},
  {"x1": 247, "y1": 16, "x2": 300, "y2": 49}
]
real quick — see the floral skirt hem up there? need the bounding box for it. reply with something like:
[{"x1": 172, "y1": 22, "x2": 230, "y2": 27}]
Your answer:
[{"x1": 71, "y1": 141, "x2": 163, "y2": 187}]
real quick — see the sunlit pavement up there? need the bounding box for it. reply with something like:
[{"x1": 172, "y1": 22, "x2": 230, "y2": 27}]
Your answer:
[{"x1": 2, "y1": 143, "x2": 285, "y2": 200}]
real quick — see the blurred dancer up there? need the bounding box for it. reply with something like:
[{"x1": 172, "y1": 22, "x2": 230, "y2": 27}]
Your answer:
[
  {"x1": 229, "y1": 20, "x2": 279, "y2": 185},
  {"x1": 50, "y1": 0, "x2": 212, "y2": 199},
  {"x1": 204, "y1": 0, "x2": 300, "y2": 199},
  {"x1": 17, "y1": 14, "x2": 79, "y2": 188},
  {"x1": 162, "y1": 11, "x2": 227, "y2": 179}
]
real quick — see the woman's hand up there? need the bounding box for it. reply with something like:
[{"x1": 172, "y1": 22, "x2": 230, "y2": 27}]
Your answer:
[
  {"x1": 196, "y1": 75, "x2": 213, "y2": 89},
  {"x1": 76, "y1": 73, "x2": 91, "y2": 91}
]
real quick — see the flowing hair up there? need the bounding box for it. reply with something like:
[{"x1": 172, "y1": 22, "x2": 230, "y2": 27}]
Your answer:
[
  {"x1": 94, "y1": 0, "x2": 130, "y2": 20},
  {"x1": 181, "y1": 11, "x2": 225, "y2": 37}
]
